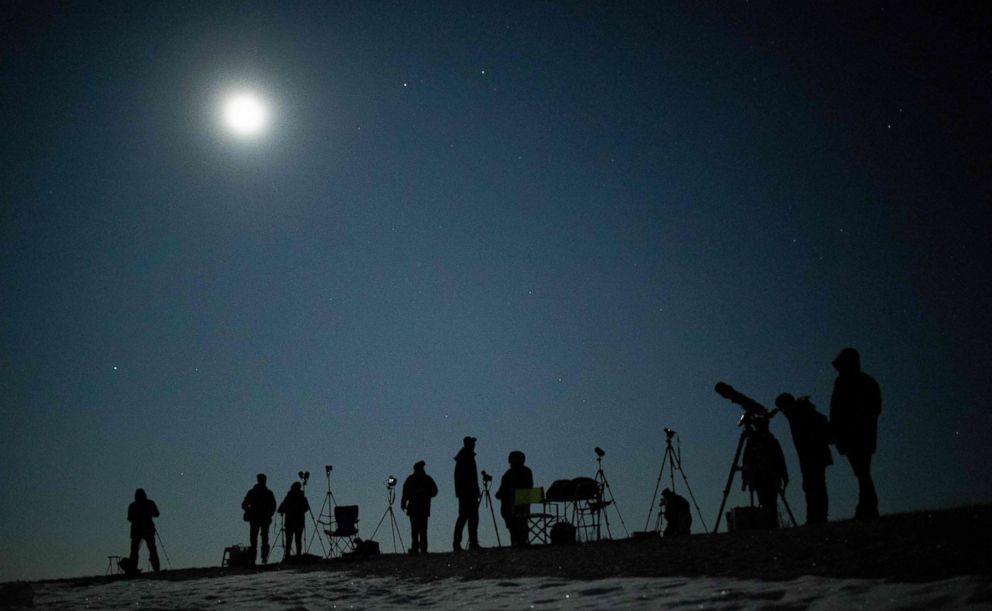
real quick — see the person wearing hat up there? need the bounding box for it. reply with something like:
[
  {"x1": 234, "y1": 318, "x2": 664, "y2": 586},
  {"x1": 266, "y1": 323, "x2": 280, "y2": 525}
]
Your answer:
[
  {"x1": 495, "y1": 450, "x2": 533, "y2": 546},
  {"x1": 401, "y1": 460, "x2": 439, "y2": 555},
  {"x1": 277, "y1": 481, "x2": 311, "y2": 559},
  {"x1": 452, "y1": 436, "x2": 481, "y2": 551}
]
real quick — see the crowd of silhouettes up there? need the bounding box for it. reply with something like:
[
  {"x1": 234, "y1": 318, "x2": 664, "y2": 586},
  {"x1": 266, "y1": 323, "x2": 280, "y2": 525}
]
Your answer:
[{"x1": 121, "y1": 347, "x2": 882, "y2": 571}]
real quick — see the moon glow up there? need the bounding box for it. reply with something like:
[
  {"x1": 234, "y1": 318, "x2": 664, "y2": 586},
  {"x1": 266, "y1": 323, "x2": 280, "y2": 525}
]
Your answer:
[{"x1": 222, "y1": 92, "x2": 268, "y2": 137}]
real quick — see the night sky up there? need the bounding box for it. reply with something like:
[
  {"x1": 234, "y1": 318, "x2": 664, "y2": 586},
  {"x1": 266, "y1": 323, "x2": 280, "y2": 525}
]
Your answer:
[{"x1": 2, "y1": 2, "x2": 990, "y2": 581}]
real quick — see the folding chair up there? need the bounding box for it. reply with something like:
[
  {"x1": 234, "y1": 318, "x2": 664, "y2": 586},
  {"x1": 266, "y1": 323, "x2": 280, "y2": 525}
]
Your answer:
[
  {"x1": 326, "y1": 505, "x2": 360, "y2": 555},
  {"x1": 514, "y1": 487, "x2": 555, "y2": 545}
]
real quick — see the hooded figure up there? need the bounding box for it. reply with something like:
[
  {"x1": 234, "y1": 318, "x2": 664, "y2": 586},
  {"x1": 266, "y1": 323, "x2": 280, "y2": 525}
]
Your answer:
[
  {"x1": 401, "y1": 460, "x2": 439, "y2": 555},
  {"x1": 776, "y1": 393, "x2": 833, "y2": 524},
  {"x1": 127, "y1": 488, "x2": 160, "y2": 574},
  {"x1": 277, "y1": 481, "x2": 310, "y2": 558},
  {"x1": 452, "y1": 436, "x2": 481, "y2": 551},
  {"x1": 242, "y1": 473, "x2": 277, "y2": 564},
  {"x1": 495, "y1": 451, "x2": 534, "y2": 546},
  {"x1": 830, "y1": 347, "x2": 882, "y2": 518}
]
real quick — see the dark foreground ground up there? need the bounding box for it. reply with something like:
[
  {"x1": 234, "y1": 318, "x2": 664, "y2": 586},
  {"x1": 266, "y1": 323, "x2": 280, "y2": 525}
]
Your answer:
[{"x1": 8, "y1": 504, "x2": 992, "y2": 597}]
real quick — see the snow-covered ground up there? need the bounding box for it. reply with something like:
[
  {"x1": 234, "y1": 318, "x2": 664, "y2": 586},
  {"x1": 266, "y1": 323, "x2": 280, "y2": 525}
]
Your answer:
[{"x1": 30, "y1": 571, "x2": 992, "y2": 609}]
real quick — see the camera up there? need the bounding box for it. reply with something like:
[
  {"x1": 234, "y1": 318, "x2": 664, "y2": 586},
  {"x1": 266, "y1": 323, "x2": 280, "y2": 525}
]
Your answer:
[
  {"x1": 298, "y1": 471, "x2": 310, "y2": 484},
  {"x1": 325, "y1": 465, "x2": 333, "y2": 475},
  {"x1": 386, "y1": 475, "x2": 398, "y2": 488},
  {"x1": 481, "y1": 470, "x2": 493, "y2": 483},
  {"x1": 594, "y1": 446, "x2": 605, "y2": 458},
  {"x1": 664, "y1": 428, "x2": 676, "y2": 439}
]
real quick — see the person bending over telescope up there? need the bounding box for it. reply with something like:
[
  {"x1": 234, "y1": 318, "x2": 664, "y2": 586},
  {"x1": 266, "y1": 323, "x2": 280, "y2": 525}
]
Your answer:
[
  {"x1": 776, "y1": 393, "x2": 832, "y2": 524},
  {"x1": 277, "y1": 481, "x2": 310, "y2": 558}
]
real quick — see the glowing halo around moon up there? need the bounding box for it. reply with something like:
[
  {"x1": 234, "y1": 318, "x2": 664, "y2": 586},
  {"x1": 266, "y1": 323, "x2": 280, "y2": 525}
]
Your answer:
[{"x1": 222, "y1": 92, "x2": 269, "y2": 137}]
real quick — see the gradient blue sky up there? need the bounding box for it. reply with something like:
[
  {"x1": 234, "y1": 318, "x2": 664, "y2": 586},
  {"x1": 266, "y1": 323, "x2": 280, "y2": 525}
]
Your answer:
[{"x1": 2, "y1": 1, "x2": 990, "y2": 581}]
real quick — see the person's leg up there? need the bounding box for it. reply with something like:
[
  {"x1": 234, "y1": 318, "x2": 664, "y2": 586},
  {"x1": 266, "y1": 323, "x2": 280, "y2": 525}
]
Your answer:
[
  {"x1": 803, "y1": 465, "x2": 828, "y2": 523},
  {"x1": 419, "y1": 516, "x2": 429, "y2": 553},
  {"x1": 260, "y1": 522, "x2": 270, "y2": 563},
  {"x1": 249, "y1": 522, "x2": 260, "y2": 564},
  {"x1": 129, "y1": 537, "x2": 141, "y2": 567},
  {"x1": 756, "y1": 484, "x2": 779, "y2": 528},
  {"x1": 467, "y1": 502, "x2": 480, "y2": 547},
  {"x1": 848, "y1": 452, "x2": 878, "y2": 518},
  {"x1": 453, "y1": 497, "x2": 471, "y2": 549},
  {"x1": 409, "y1": 516, "x2": 419, "y2": 553},
  {"x1": 146, "y1": 535, "x2": 160, "y2": 572}
]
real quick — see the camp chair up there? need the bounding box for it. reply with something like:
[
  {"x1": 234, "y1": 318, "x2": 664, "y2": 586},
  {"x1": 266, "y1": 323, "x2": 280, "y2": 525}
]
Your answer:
[
  {"x1": 326, "y1": 505, "x2": 360, "y2": 555},
  {"x1": 514, "y1": 487, "x2": 555, "y2": 545}
]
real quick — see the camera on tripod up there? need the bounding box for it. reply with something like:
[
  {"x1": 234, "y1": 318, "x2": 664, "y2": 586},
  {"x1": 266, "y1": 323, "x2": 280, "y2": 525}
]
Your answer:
[
  {"x1": 481, "y1": 470, "x2": 493, "y2": 484},
  {"x1": 663, "y1": 428, "x2": 676, "y2": 440},
  {"x1": 386, "y1": 475, "x2": 397, "y2": 489},
  {"x1": 298, "y1": 471, "x2": 310, "y2": 484}
]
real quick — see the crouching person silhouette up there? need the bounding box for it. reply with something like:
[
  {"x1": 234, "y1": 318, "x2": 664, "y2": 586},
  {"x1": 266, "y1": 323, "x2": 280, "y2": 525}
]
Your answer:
[
  {"x1": 278, "y1": 481, "x2": 310, "y2": 559},
  {"x1": 242, "y1": 473, "x2": 277, "y2": 565},
  {"x1": 127, "y1": 488, "x2": 160, "y2": 575},
  {"x1": 401, "y1": 460, "x2": 439, "y2": 555},
  {"x1": 660, "y1": 488, "x2": 691, "y2": 537}
]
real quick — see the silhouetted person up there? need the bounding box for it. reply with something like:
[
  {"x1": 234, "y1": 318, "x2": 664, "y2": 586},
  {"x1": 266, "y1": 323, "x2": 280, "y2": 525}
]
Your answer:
[
  {"x1": 776, "y1": 393, "x2": 833, "y2": 524},
  {"x1": 127, "y1": 488, "x2": 160, "y2": 574},
  {"x1": 741, "y1": 417, "x2": 788, "y2": 528},
  {"x1": 401, "y1": 460, "x2": 439, "y2": 555},
  {"x1": 660, "y1": 488, "x2": 691, "y2": 537},
  {"x1": 277, "y1": 481, "x2": 310, "y2": 559},
  {"x1": 495, "y1": 450, "x2": 534, "y2": 546},
  {"x1": 242, "y1": 473, "x2": 277, "y2": 564},
  {"x1": 453, "y1": 436, "x2": 481, "y2": 551},
  {"x1": 830, "y1": 347, "x2": 882, "y2": 518}
]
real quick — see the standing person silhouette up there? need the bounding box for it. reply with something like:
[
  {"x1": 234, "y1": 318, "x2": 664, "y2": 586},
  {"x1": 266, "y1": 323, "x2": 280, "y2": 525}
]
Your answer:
[
  {"x1": 776, "y1": 393, "x2": 833, "y2": 523},
  {"x1": 741, "y1": 417, "x2": 788, "y2": 528},
  {"x1": 400, "y1": 460, "x2": 439, "y2": 555},
  {"x1": 495, "y1": 450, "x2": 533, "y2": 546},
  {"x1": 127, "y1": 488, "x2": 160, "y2": 574},
  {"x1": 242, "y1": 473, "x2": 277, "y2": 565},
  {"x1": 452, "y1": 436, "x2": 481, "y2": 551},
  {"x1": 830, "y1": 347, "x2": 882, "y2": 518},
  {"x1": 277, "y1": 481, "x2": 310, "y2": 559}
]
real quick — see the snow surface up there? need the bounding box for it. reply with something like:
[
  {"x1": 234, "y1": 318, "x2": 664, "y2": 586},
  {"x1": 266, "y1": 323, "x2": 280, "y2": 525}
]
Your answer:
[{"x1": 30, "y1": 572, "x2": 992, "y2": 609}]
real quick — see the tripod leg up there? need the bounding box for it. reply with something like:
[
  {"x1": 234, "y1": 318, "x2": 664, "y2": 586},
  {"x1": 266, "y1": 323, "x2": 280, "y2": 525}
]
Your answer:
[
  {"x1": 713, "y1": 431, "x2": 748, "y2": 533},
  {"x1": 483, "y1": 491, "x2": 502, "y2": 547},
  {"x1": 672, "y1": 454, "x2": 709, "y2": 533},
  {"x1": 644, "y1": 450, "x2": 670, "y2": 531}
]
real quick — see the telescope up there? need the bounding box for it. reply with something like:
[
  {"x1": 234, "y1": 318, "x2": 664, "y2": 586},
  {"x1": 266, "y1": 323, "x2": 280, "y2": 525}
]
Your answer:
[{"x1": 714, "y1": 382, "x2": 777, "y2": 420}]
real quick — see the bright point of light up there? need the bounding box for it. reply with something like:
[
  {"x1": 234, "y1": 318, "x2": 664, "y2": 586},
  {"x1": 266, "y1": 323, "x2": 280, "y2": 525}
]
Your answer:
[{"x1": 222, "y1": 92, "x2": 268, "y2": 136}]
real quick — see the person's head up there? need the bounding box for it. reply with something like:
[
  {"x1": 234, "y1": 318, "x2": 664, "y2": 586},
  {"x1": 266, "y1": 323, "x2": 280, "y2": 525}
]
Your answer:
[
  {"x1": 508, "y1": 450, "x2": 526, "y2": 466},
  {"x1": 414, "y1": 460, "x2": 426, "y2": 472},
  {"x1": 134, "y1": 488, "x2": 147, "y2": 501},
  {"x1": 291, "y1": 481, "x2": 302, "y2": 491},
  {"x1": 463, "y1": 436, "x2": 477, "y2": 449},
  {"x1": 775, "y1": 393, "x2": 796, "y2": 413},
  {"x1": 256, "y1": 473, "x2": 267, "y2": 486},
  {"x1": 832, "y1": 347, "x2": 861, "y2": 374}
]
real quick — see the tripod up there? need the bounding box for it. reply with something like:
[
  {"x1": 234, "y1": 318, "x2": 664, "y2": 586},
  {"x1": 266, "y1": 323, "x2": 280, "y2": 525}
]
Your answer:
[
  {"x1": 644, "y1": 430, "x2": 707, "y2": 533},
  {"x1": 309, "y1": 466, "x2": 337, "y2": 557},
  {"x1": 371, "y1": 479, "x2": 405, "y2": 553},
  {"x1": 479, "y1": 473, "x2": 502, "y2": 547},
  {"x1": 592, "y1": 452, "x2": 629, "y2": 539},
  {"x1": 712, "y1": 419, "x2": 797, "y2": 533}
]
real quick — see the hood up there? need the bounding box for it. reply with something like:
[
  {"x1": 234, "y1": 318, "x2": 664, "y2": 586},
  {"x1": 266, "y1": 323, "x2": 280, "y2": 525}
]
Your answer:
[{"x1": 832, "y1": 347, "x2": 861, "y2": 373}]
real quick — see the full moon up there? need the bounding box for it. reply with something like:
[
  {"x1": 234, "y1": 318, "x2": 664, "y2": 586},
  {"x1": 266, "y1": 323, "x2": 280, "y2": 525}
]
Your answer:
[{"x1": 222, "y1": 92, "x2": 268, "y2": 137}]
